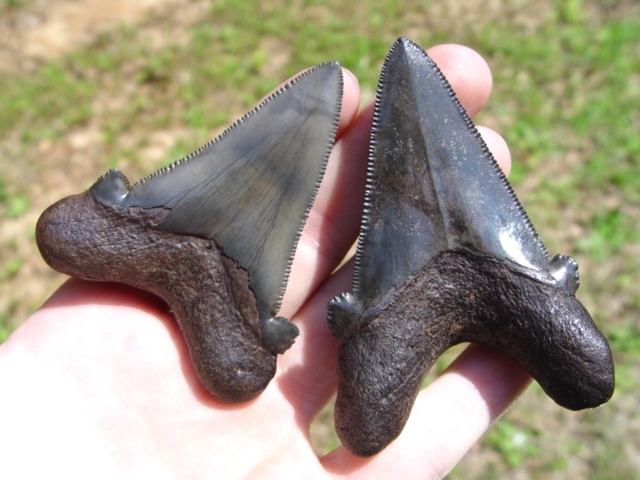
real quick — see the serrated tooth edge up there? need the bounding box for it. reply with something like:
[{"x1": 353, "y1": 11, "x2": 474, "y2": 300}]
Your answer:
[{"x1": 272, "y1": 63, "x2": 343, "y2": 316}]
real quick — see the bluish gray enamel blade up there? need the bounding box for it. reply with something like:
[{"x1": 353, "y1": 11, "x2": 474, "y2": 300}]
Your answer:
[
  {"x1": 121, "y1": 62, "x2": 342, "y2": 319},
  {"x1": 353, "y1": 38, "x2": 550, "y2": 307}
]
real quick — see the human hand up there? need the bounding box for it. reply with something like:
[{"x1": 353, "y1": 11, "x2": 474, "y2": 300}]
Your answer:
[{"x1": 0, "y1": 44, "x2": 531, "y2": 479}]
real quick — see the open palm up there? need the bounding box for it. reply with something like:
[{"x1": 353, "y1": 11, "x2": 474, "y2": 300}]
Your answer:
[{"x1": 0, "y1": 44, "x2": 531, "y2": 479}]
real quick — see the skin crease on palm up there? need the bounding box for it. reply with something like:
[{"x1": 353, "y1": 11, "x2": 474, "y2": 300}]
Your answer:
[{"x1": 0, "y1": 44, "x2": 531, "y2": 479}]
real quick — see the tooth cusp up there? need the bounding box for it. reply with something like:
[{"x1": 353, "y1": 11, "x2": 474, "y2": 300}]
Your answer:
[
  {"x1": 328, "y1": 292, "x2": 363, "y2": 339},
  {"x1": 550, "y1": 254, "x2": 580, "y2": 294},
  {"x1": 90, "y1": 169, "x2": 130, "y2": 206}
]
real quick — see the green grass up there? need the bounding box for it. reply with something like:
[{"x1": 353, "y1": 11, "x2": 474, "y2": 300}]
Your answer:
[
  {"x1": 484, "y1": 419, "x2": 541, "y2": 468},
  {"x1": 0, "y1": 0, "x2": 31, "y2": 13},
  {"x1": 474, "y1": 12, "x2": 640, "y2": 266},
  {"x1": 1, "y1": 0, "x2": 638, "y2": 477}
]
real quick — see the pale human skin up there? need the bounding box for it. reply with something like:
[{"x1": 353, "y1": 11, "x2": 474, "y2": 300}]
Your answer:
[{"x1": 0, "y1": 44, "x2": 531, "y2": 479}]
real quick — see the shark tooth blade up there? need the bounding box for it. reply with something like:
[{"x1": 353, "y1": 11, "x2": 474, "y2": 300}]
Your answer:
[
  {"x1": 400, "y1": 39, "x2": 550, "y2": 268},
  {"x1": 354, "y1": 38, "x2": 549, "y2": 307},
  {"x1": 353, "y1": 40, "x2": 446, "y2": 307},
  {"x1": 126, "y1": 62, "x2": 343, "y2": 320}
]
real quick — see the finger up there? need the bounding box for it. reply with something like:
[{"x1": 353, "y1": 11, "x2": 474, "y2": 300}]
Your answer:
[
  {"x1": 281, "y1": 44, "x2": 496, "y2": 320},
  {"x1": 334, "y1": 68, "x2": 361, "y2": 133},
  {"x1": 279, "y1": 44, "x2": 506, "y2": 418},
  {"x1": 321, "y1": 345, "x2": 531, "y2": 479},
  {"x1": 478, "y1": 125, "x2": 512, "y2": 176},
  {"x1": 275, "y1": 260, "x2": 352, "y2": 419},
  {"x1": 428, "y1": 44, "x2": 493, "y2": 117},
  {"x1": 28, "y1": 278, "x2": 183, "y2": 370}
]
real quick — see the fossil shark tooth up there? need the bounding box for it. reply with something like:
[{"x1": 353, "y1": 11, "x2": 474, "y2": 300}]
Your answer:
[
  {"x1": 36, "y1": 61, "x2": 343, "y2": 403},
  {"x1": 328, "y1": 38, "x2": 614, "y2": 457}
]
